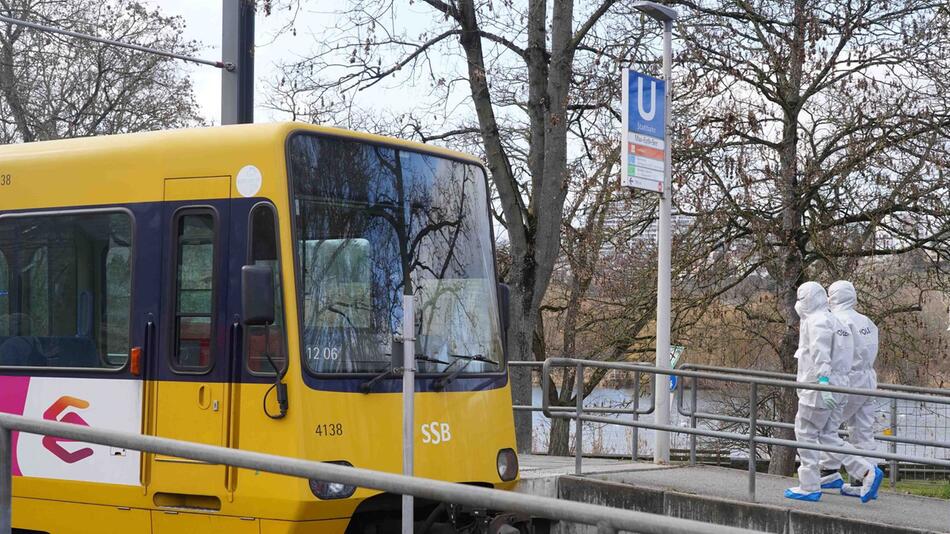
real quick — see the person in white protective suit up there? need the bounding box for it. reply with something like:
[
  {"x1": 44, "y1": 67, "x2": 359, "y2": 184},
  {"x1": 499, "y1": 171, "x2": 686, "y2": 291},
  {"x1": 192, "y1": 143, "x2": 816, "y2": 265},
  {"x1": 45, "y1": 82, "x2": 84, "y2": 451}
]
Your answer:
[
  {"x1": 818, "y1": 280, "x2": 881, "y2": 497},
  {"x1": 785, "y1": 282, "x2": 884, "y2": 503}
]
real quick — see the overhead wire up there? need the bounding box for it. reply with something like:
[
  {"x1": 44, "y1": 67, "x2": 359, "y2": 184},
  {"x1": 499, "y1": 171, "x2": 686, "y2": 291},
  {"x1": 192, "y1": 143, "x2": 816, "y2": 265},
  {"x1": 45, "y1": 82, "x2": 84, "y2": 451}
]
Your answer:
[{"x1": 0, "y1": 13, "x2": 232, "y2": 70}]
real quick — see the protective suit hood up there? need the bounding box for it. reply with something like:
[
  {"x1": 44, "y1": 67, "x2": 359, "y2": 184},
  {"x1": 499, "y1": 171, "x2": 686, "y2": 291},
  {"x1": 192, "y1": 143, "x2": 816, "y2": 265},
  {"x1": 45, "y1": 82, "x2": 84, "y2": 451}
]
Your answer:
[
  {"x1": 795, "y1": 282, "x2": 829, "y2": 319},
  {"x1": 828, "y1": 280, "x2": 857, "y2": 313},
  {"x1": 827, "y1": 280, "x2": 878, "y2": 390},
  {"x1": 793, "y1": 281, "x2": 853, "y2": 409}
]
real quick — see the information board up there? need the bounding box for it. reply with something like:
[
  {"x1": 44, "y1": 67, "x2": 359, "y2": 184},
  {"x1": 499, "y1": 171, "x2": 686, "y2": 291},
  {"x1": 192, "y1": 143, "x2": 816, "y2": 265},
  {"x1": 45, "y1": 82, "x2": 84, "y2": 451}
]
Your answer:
[{"x1": 622, "y1": 69, "x2": 667, "y2": 193}]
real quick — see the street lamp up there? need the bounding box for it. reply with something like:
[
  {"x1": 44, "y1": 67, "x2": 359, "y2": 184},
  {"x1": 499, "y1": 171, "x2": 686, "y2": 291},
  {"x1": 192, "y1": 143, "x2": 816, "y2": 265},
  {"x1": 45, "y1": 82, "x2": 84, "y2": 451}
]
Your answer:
[{"x1": 633, "y1": 1, "x2": 677, "y2": 465}]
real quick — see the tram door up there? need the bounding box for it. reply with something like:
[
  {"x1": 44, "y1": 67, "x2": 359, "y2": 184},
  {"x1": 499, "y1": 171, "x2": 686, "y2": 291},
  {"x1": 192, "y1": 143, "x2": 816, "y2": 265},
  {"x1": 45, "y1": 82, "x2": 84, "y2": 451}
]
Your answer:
[{"x1": 148, "y1": 177, "x2": 235, "y2": 510}]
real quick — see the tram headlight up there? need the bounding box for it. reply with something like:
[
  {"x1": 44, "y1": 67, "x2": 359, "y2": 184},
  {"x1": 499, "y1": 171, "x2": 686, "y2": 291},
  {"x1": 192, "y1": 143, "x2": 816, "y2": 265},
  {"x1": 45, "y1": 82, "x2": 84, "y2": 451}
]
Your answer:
[
  {"x1": 309, "y1": 461, "x2": 357, "y2": 500},
  {"x1": 496, "y1": 448, "x2": 518, "y2": 481}
]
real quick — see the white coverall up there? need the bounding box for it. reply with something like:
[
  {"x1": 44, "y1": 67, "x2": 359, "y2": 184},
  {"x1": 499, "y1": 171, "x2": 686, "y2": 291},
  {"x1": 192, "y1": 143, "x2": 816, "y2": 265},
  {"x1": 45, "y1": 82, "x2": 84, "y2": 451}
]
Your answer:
[
  {"x1": 820, "y1": 280, "x2": 880, "y2": 471},
  {"x1": 793, "y1": 282, "x2": 873, "y2": 493}
]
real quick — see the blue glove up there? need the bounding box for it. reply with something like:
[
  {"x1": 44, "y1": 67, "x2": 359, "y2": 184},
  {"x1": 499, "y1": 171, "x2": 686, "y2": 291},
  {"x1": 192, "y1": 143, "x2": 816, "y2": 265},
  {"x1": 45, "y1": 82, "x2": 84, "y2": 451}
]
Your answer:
[{"x1": 819, "y1": 376, "x2": 837, "y2": 410}]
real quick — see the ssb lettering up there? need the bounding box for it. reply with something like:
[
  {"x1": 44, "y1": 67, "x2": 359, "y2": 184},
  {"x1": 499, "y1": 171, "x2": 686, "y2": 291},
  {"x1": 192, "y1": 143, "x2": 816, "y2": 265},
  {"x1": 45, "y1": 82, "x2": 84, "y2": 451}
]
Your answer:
[{"x1": 420, "y1": 421, "x2": 452, "y2": 444}]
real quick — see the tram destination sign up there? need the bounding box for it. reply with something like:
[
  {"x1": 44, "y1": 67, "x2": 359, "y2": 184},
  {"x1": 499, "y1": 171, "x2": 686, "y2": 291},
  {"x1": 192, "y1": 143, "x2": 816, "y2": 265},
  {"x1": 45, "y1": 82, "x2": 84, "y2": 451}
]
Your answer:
[{"x1": 622, "y1": 69, "x2": 666, "y2": 193}]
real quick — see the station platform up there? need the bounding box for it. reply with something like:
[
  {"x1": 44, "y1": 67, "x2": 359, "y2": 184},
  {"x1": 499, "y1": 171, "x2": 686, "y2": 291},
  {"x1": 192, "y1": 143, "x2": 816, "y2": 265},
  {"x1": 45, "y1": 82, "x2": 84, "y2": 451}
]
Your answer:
[
  {"x1": 519, "y1": 454, "x2": 666, "y2": 479},
  {"x1": 517, "y1": 455, "x2": 950, "y2": 533},
  {"x1": 517, "y1": 454, "x2": 671, "y2": 499}
]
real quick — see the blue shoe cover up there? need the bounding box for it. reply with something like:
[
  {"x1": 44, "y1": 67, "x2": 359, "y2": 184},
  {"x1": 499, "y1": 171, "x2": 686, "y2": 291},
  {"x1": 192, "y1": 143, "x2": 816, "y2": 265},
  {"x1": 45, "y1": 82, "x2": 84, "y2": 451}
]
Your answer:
[
  {"x1": 840, "y1": 484, "x2": 875, "y2": 499},
  {"x1": 785, "y1": 488, "x2": 822, "y2": 502},
  {"x1": 861, "y1": 467, "x2": 884, "y2": 503},
  {"x1": 821, "y1": 477, "x2": 844, "y2": 490}
]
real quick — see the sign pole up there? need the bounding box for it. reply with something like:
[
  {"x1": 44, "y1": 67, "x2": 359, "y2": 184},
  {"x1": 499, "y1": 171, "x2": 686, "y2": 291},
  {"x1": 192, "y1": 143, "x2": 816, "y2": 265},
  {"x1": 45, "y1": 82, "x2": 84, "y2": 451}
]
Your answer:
[
  {"x1": 629, "y1": 1, "x2": 677, "y2": 465},
  {"x1": 653, "y1": 16, "x2": 674, "y2": 466}
]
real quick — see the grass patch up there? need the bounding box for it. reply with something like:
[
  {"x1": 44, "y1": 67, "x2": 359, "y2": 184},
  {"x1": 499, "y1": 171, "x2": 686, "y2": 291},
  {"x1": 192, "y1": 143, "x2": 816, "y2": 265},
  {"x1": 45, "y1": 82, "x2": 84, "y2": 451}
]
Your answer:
[{"x1": 885, "y1": 480, "x2": 950, "y2": 500}]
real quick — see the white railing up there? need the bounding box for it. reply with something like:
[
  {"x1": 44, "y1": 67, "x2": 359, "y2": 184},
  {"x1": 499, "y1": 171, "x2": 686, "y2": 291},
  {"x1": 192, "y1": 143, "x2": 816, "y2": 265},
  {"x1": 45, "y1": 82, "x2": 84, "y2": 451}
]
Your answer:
[
  {"x1": 0, "y1": 412, "x2": 760, "y2": 534},
  {"x1": 515, "y1": 358, "x2": 950, "y2": 503}
]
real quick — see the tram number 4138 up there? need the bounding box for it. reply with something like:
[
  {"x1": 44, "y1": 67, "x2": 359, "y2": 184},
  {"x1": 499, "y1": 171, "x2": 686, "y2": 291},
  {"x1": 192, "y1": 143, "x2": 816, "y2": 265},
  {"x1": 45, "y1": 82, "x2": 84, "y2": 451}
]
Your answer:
[{"x1": 315, "y1": 423, "x2": 343, "y2": 437}]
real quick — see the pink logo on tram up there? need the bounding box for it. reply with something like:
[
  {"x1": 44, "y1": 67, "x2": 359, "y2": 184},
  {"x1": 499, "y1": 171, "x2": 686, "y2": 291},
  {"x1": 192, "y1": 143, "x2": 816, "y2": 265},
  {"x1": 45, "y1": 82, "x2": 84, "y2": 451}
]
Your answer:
[
  {"x1": 0, "y1": 376, "x2": 30, "y2": 475},
  {"x1": 42, "y1": 396, "x2": 94, "y2": 464}
]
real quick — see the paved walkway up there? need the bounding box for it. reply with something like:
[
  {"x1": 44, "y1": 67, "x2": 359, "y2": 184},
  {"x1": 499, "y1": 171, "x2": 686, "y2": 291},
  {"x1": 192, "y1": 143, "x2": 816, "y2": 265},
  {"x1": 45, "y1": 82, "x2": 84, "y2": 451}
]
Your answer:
[
  {"x1": 519, "y1": 454, "x2": 672, "y2": 479},
  {"x1": 517, "y1": 454, "x2": 673, "y2": 500}
]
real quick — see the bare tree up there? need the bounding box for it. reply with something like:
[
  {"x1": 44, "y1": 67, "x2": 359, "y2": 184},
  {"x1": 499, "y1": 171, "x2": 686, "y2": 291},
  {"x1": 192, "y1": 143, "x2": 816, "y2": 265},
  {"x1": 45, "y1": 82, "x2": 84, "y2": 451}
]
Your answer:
[
  {"x1": 0, "y1": 0, "x2": 203, "y2": 143},
  {"x1": 542, "y1": 150, "x2": 761, "y2": 455},
  {"x1": 264, "y1": 0, "x2": 950, "y2": 464},
  {"x1": 672, "y1": 0, "x2": 950, "y2": 474},
  {"x1": 267, "y1": 0, "x2": 658, "y2": 451}
]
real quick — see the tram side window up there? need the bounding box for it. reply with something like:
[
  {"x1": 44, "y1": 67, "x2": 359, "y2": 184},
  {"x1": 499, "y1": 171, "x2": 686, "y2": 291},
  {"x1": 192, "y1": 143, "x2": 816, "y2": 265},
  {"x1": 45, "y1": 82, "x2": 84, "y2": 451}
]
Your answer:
[
  {"x1": 104, "y1": 246, "x2": 132, "y2": 365},
  {"x1": 0, "y1": 212, "x2": 133, "y2": 369},
  {"x1": 173, "y1": 213, "x2": 216, "y2": 372},
  {"x1": 246, "y1": 204, "x2": 287, "y2": 375}
]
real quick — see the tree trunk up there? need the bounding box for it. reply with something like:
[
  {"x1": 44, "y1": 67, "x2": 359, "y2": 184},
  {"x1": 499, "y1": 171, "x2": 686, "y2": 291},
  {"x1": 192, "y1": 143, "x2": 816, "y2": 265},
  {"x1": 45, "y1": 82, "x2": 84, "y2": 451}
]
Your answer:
[
  {"x1": 455, "y1": 0, "x2": 578, "y2": 453},
  {"x1": 455, "y1": 0, "x2": 540, "y2": 452},
  {"x1": 547, "y1": 366, "x2": 577, "y2": 455},
  {"x1": 768, "y1": 387, "x2": 799, "y2": 475},
  {"x1": 549, "y1": 416, "x2": 573, "y2": 456},
  {"x1": 768, "y1": 0, "x2": 807, "y2": 477},
  {"x1": 508, "y1": 287, "x2": 539, "y2": 452},
  {"x1": 769, "y1": 285, "x2": 803, "y2": 475}
]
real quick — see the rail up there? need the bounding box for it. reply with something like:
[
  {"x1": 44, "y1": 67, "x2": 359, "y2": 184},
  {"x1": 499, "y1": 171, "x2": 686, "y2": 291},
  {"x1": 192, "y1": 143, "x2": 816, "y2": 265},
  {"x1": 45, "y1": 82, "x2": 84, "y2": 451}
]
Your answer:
[
  {"x1": 0, "y1": 412, "x2": 760, "y2": 534},
  {"x1": 510, "y1": 360, "x2": 656, "y2": 463},
  {"x1": 677, "y1": 363, "x2": 950, "y2": 485},
  {"x1": 518, "y1": 358, "x2": 950, "y2": 503}
]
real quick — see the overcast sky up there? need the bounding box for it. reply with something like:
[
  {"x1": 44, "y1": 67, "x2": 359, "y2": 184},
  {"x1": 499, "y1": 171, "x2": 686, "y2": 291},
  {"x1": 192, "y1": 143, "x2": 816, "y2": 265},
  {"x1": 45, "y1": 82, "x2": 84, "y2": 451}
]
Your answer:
[{"x1": 138, "y1": 1, "x2": 446, "y2": 127}]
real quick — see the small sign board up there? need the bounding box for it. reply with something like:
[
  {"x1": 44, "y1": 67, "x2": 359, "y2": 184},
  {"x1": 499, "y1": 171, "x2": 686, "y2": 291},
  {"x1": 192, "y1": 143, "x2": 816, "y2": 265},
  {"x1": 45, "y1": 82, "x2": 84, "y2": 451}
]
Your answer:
[
  {"x1": 668, "y1": 345, "x2": 685, "y2": 392},
  {"x1": 669, "y1": 345, "x2": 685, "y2": 368},
  {"x1": 622, "y1": 69, "x2": 667, "y2": 193}
]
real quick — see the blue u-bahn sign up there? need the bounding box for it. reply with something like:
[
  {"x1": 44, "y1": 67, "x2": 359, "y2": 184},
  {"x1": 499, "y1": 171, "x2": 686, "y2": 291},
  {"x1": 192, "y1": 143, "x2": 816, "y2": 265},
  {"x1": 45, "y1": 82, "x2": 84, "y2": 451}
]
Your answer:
[
  {"x1": 627, "y1": 70, "x2": 666, "y2": 138},
  {"x1": 622, "y1": 69, "x2": 667, "y2": 193}
]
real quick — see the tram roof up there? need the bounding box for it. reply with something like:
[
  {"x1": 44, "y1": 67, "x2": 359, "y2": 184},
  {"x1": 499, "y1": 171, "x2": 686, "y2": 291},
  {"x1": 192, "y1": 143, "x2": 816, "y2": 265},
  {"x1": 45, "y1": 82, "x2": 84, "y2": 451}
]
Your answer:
[{"x1": 0, "y1": 122, "x2": 483, "y2": 166}]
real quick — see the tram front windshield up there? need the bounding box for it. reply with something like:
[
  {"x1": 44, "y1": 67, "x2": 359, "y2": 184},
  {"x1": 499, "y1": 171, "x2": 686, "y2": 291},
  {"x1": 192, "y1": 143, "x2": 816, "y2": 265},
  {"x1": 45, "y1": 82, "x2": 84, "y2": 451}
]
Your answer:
[{"x1": 287, "y1": 134, "x2": 504, "y2": 375}]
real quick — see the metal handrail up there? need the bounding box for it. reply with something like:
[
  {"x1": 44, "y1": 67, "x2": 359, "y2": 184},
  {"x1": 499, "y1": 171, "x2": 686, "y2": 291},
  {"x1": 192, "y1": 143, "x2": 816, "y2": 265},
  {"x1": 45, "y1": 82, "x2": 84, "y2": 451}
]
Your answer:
[
  {"x1": 674, "y1": 407, "x2": 942, "y2": 448},
  {"x1": 540, "y1": 359, "x2": 950, "y2": 405},
  {"x1": 676, "y1": 363, "x2": 950, "y2": 484},
  {"x1": 510, "y1": 359, "x2": 655, "y2": 461},
  {"x1": 513, "y1": 359, "x2": 948, "y2": 478},
  {"x1": 0, "y1": 412, "x2": 760, "y2": 534},
  {"x1": 681, "y1": 363, "x2": 950, "y2": 397},
  {"x1": 532, "y1": 358, "x2": 950, "y2": 503}
]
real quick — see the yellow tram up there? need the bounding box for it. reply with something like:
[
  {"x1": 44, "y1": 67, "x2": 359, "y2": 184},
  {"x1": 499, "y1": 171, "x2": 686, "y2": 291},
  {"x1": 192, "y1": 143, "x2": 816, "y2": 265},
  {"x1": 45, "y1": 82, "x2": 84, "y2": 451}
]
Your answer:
[{"x1": 0, "y1": 123, "x2": 518, "y2": 533}]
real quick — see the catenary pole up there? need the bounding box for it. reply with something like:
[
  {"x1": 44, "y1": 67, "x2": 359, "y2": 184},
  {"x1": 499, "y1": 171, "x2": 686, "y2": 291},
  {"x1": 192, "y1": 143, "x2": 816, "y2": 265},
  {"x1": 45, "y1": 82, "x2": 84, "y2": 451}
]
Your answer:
[{"x1": 222, "y1": 0, "x2": 255, "y2": 125}]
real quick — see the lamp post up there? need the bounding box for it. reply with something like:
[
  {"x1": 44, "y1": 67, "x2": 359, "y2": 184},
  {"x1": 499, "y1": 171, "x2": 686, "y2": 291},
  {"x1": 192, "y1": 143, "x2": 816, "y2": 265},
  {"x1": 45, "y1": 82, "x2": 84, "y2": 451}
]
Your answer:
[{"x1": 633, "y1": 1, "x2": 677, "y2": 465}]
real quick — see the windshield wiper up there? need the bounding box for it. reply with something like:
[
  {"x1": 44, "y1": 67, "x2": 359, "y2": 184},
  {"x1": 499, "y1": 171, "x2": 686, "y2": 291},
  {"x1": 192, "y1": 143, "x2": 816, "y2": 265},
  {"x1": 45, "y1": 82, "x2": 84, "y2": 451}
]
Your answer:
[
  {"x1": 433, "y1": 354, "x2": 499, "y2": 391},
  {"x1": 414, "y1": 354, "x2": 451, "y2": 366},
  {"x1": 359, "y1": 354, "x2": 453, "y2": 394},
  {"x1": 359, "y1": 366, "x2": 398, "y2": 394}
]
